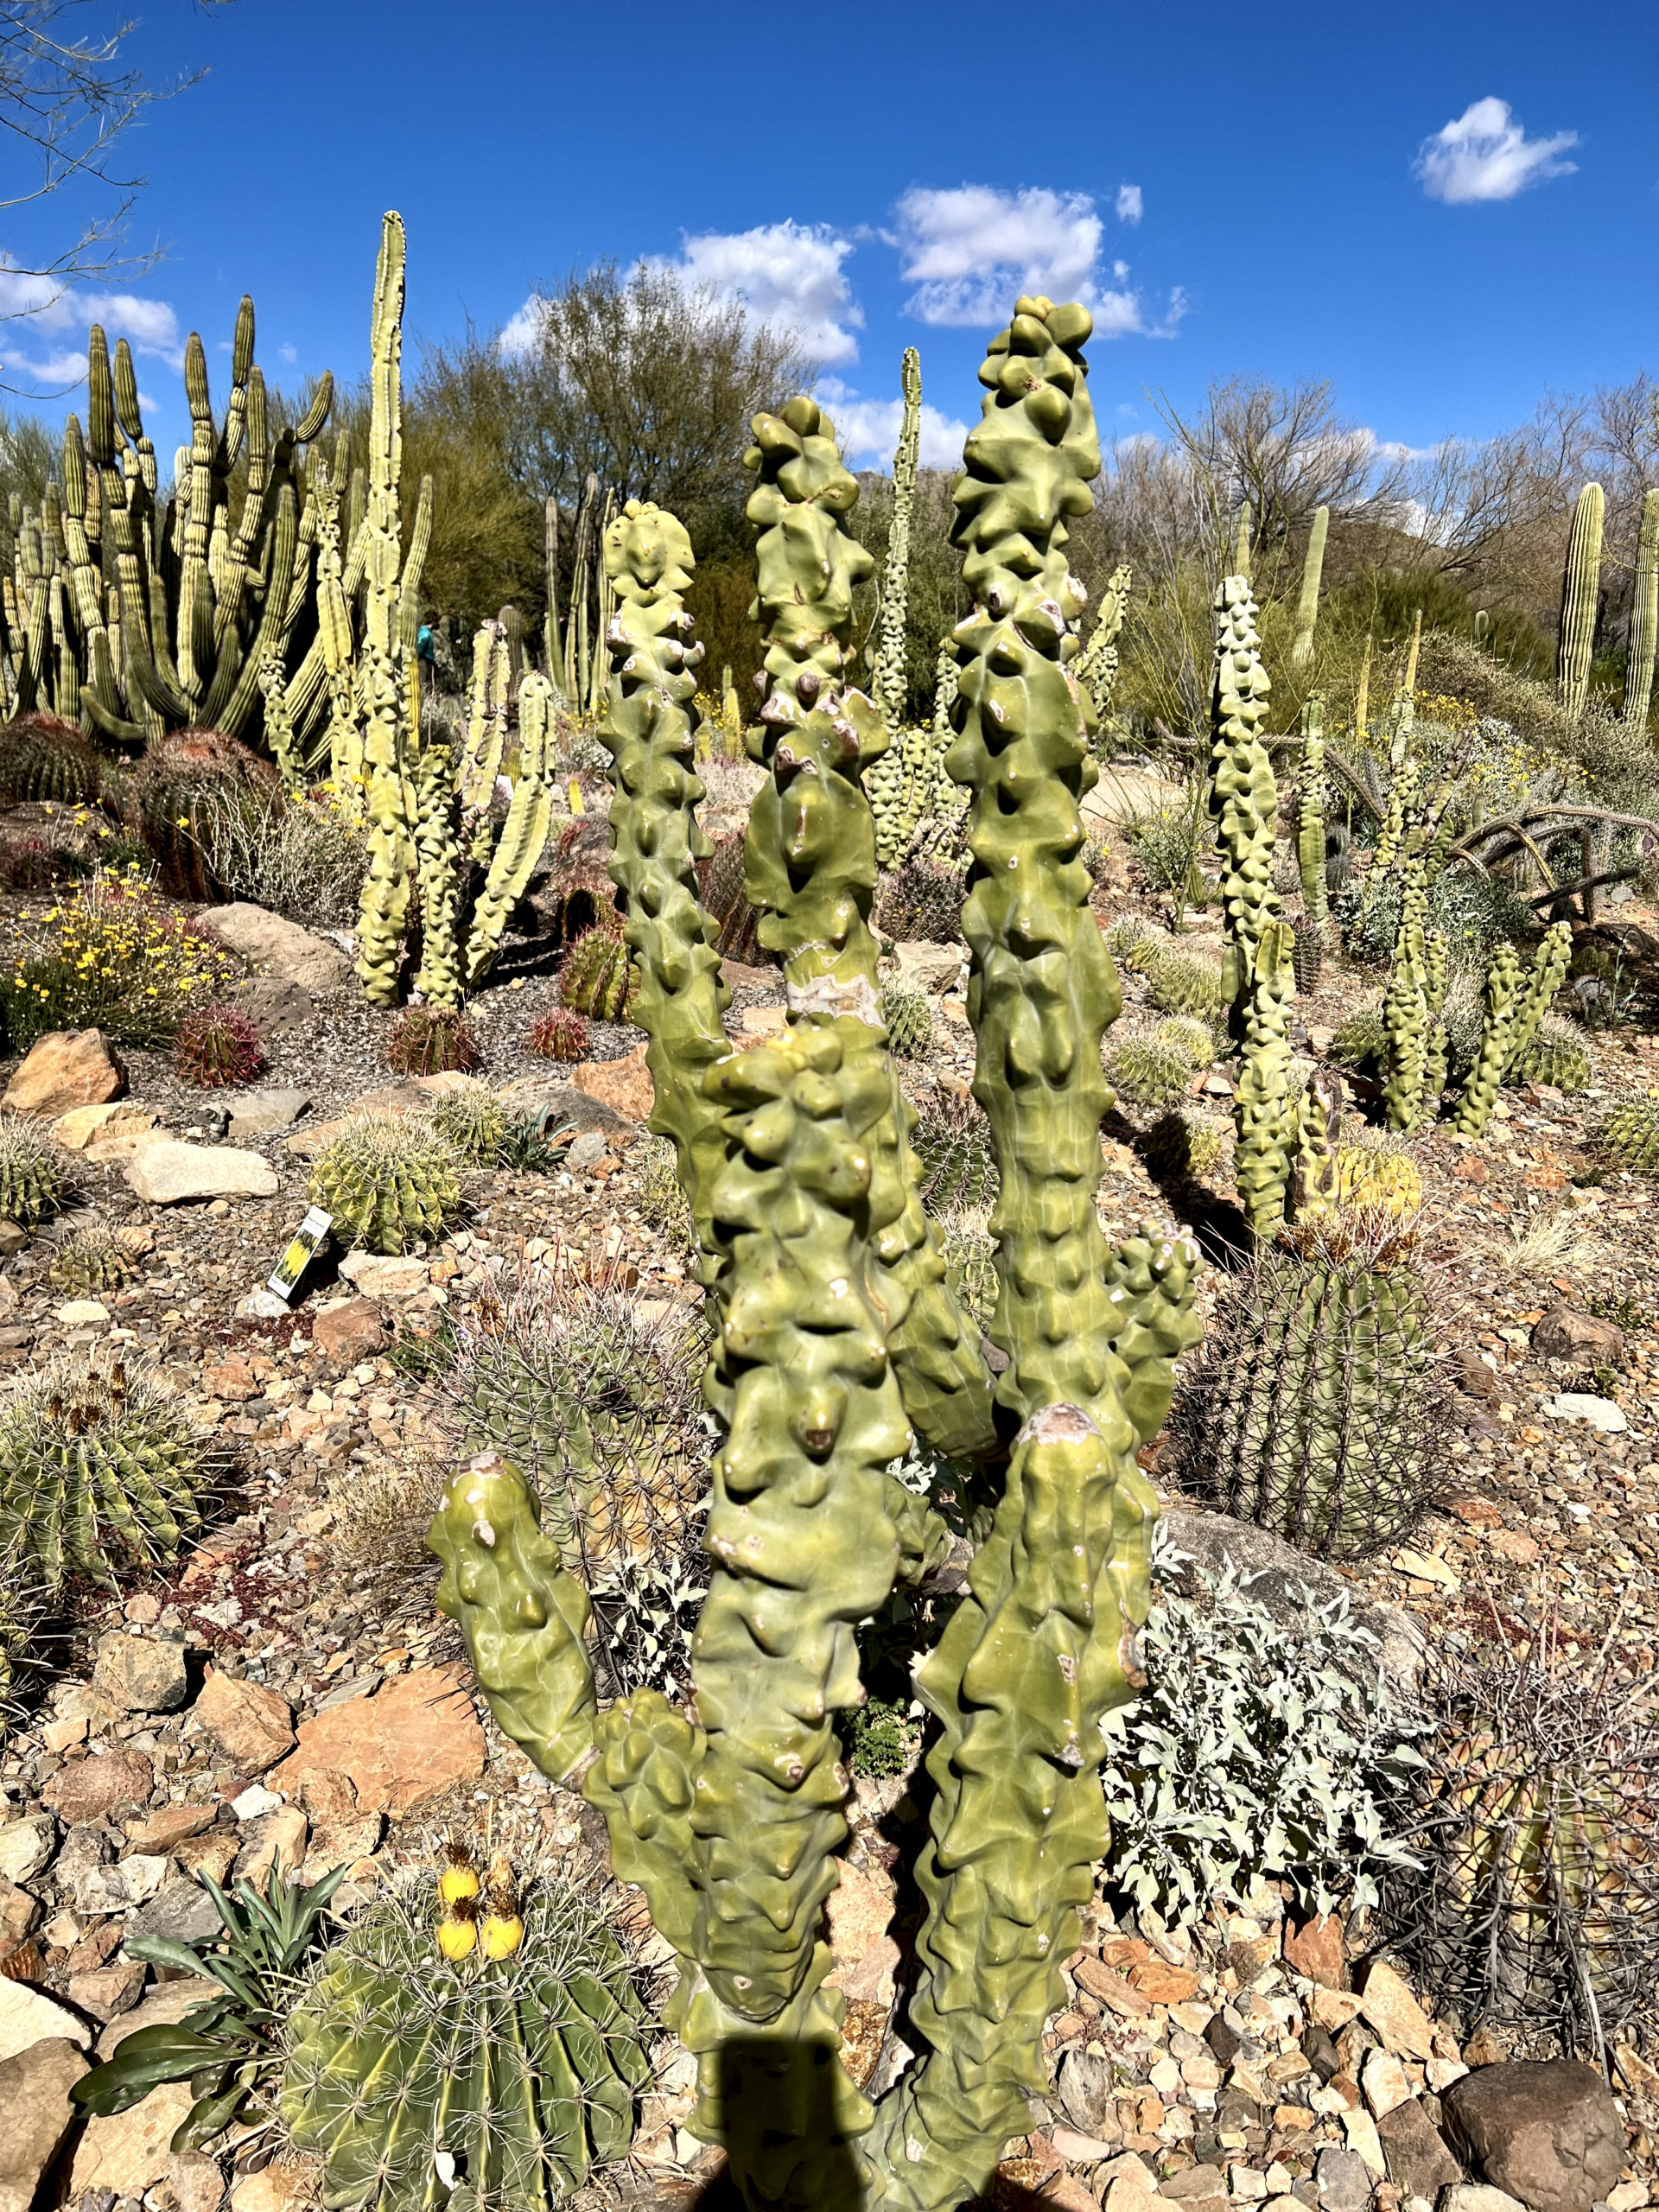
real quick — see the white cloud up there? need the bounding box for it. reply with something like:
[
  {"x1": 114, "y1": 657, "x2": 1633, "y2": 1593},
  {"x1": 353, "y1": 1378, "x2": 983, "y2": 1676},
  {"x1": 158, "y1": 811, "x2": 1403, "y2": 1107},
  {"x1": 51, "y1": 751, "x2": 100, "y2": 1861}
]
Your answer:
[
  {"x1": 0, "y1": 257, "x2": 184, "y2": 386},
  {"x1": 499, "y1": 296, "x2": 544, "y2": 356},
  {"x1": 277, "y1": 343, "x2": 297, "y2": 365},
  {"x1": 1414, "y1": 98, "x2": 1578, "y2": 204},
  {"x1": 815, "y1": 378, "x2": 971, "y2": 471},
  {"x1": 889, "y1": 184, "x2": 1181, "y2": 338},
  {"x1": 662, "y1": 220, "x2": 861, "y2": 365},
  {"x1": 1116, "y1": 183, "x2": 1143, "y2": 226}
]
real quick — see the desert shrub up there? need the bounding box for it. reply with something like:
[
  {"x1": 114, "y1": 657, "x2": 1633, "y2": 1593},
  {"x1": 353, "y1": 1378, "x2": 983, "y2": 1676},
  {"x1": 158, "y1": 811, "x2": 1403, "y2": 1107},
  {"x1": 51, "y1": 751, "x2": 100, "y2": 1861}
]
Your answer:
[
  {"x1": 1100, "y1": 1535, "x2": 1421, "y2": 1921},
  {"x1": 190, "y1": 786, "x2": 367, "y2": 927},
  {"x1": 0, "y1": 866, "x2": 244, "y2": 1050},
  {"x1": 843, "y1": 1695, "x2": 921, "y2": 1781}
]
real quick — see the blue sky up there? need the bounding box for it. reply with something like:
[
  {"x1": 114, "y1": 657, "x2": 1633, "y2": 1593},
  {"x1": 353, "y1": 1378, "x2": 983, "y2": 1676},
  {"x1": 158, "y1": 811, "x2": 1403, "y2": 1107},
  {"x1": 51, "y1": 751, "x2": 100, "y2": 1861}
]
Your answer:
[{"x1": 3, "y1": 0, "x2": 1656, "y2": 474}]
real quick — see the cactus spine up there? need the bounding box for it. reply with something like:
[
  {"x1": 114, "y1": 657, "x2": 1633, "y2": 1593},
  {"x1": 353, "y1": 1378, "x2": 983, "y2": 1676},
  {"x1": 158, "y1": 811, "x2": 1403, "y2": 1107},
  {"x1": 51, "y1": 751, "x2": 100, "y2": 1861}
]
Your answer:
[
  {"x1": 1290, "y1": 503, "x2": 1328, "y2": 672},
  {"x1": 1296, "y1": 691, "x2": 1328, "y2": 925},
  {"x1": 741, "y1": 393, "x2": 995, "y2": 1462},
  {"x1": 1557, "y1": 482, "x2": 1605, "y2": 720},
  {"x1": 868, "y1": 347, "x2": 922, "y2": 868},
  {"x1": 596, "y1": 500, "x2": 732, "y2": 1259},
  {"x1": 1625, "y1": 486, "x2": 1659, "y2": 727}
]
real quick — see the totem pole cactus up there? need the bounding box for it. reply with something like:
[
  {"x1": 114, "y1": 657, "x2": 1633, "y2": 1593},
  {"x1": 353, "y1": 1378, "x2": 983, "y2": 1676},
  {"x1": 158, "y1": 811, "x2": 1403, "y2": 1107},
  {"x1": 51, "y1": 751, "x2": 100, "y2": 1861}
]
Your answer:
[
  {"x1": 1625, "y1": 486, "x2": 1659, "y2": 728},
  {"x1": 1077, "y1": 560, "x2": 1131, "y2": 733},
  {"x1": 429, "y1": 296, "x2": 1204, "y2": 2212},
  {"x1": 1453, "y1": 942, "x2": 1522, "y2": 1136},
  {"x1": 595, "y1": 500, "x2": 732, "y2": 1258},
  {"x1": 1296, "y1": 692, "x2": 1328, "y2": 925},
  {"x1": 1290, "y1": 504, "x2": 1328, "y2": 672},
  {"x1": 1381, "y1": 859, "x2": 1431, "y2": 1133},
  {"x1": 868, "y1": 348, "x2": 923, "y2": 868},
  {"x1": 1503, "y1": 921, "x2": 1572, "y2": 1077},
  {"x1": 740, "y1": 392, "x2": 995, "y2": 1464},
  {"x1": 1557, "y1": 482, "x2": 1605, "y2": 720}
]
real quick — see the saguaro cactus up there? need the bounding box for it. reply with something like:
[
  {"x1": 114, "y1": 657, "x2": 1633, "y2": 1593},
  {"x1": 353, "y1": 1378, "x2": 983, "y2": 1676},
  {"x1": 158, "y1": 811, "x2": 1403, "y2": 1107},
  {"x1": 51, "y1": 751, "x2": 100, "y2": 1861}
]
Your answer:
[
  {"x1": 1557, "y1": 482, "x2": 1605, "y2": 721},
  {"x1": 1291, "y1": 504, "x2": 1328, "y2": 672},
  {"x1": 1625, "y1": 486, "x2": 1659, "y2": 728}
]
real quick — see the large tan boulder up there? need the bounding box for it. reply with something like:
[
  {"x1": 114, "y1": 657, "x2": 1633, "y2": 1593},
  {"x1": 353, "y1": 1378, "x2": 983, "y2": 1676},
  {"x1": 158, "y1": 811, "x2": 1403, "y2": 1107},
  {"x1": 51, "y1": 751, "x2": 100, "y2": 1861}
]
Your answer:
[{"x1": 3, "y1": 1027, "x2": 124, "y2": 1117}]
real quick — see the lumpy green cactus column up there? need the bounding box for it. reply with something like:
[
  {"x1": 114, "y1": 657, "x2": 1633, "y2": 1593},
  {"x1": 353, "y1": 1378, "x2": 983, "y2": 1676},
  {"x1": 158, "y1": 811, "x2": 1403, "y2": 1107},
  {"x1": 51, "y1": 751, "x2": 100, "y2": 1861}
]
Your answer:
[
  {"x1": 1453, "y1": 942, "x2": 1522, "y2": 1137},
  {"x1": 741, "y1": 393, "x2": 995, "y2": 1463},
  {"x1": 596, "y1": 499, "x2": 733, "y2": 1257},
  {"x1": 866, "y1": 297, "x2": 1198, "y2": 2212},
  {"x1": 1077, "y1": 559, "x2": 1131, "y2": 736},
  {"x1": 1557, "y1": 482, "x2": 1605, "y2": 721}
]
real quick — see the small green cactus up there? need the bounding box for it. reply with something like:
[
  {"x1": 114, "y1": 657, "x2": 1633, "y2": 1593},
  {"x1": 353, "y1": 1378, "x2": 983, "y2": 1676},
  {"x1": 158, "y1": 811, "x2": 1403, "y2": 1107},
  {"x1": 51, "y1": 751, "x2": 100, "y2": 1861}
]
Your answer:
[
  {"x1": 1503, "y1": 923, "x2": 1572, "y2": 1079},
  {"x1": 1513, "y1": 1017, "x2": 1590, "y2": 1095},
  {"x1": 1106, "y1": 915, "x2": 1162, "y2": 975},
  {"x1": 1147, "y1": 951, "x2": 1227, "y2": 1023},
  {"x1": 0, "y1": 1351, "x2": 221, "y2": 1592},
  {"x1": 1107, "y1": 1033, "x2": 1195, "y2": 1111},
  {"x1": 1330, "y1": 997, "x2": 1387, "y2": 1075},
  {"x1": 912, "y1": 1090, "x2": 998, "y2": 1219},
  {"x1": 48, "y1": 1225, "x2": 137, "y2": 1295},
  {"x1": 530, "y1": 1007, "x2": 589, "y2": 1064},
  {"x1": 427, "y1": 1080, "x2": 512, "y2": 1165},
  {"x1": 1145, "y1": 1109, "x2": 1227, "y2": 1184},
  {"x1": 308, "y1": 1118, "x2": 466, "y2": 1255},
  {"x1": 558, "y1": 925, "x2": 639, "y2": 1024},
  {"x1": 1600, "y1": 1093, "x2": 1659, "y2": 1176},
  {"x1": 0, "y1": 1117, "x2": 67, "y2": 1226},
  {"x1": 1156, "y1": 1015, "x2": 1217, "y2": 1069},
  {"x1": 874, "y1": 860, "x2": 964, "y2": 945},
  {"x1": 939, "y1": 1212, "x2": 996, "y2": 1330},
  {"x1": 281, "y1": 1868, "x2": 652, "y2": 2212},
  {"x1": 633, "y1": 1134, "x2": 693, "y2": 1245},
  {"x1": 385, "y1": 1006, "x2": 481, "y2": 1077},
  {"x1": 880, "y1": 977, "x2": 933, "y2": 1058},
  {"x1": 173, "y1": 1001, "x2": 267, "y2": 1090}
]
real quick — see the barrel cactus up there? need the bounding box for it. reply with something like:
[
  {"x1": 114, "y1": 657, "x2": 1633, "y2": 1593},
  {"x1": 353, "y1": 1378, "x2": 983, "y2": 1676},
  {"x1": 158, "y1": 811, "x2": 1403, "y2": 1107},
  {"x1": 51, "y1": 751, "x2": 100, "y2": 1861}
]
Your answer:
[
  {"x1": 281, "y1": 1866, "x2": 652, "y2": 2212},
  {"x1": 0, "y1": 711, "x2": 105, "y2": 805},
  {"x1": 880, "y1": 978, "x2": 933, "y2": 1059},
  {"x1": 48, "y1": 1225, "x2": 137, "y2": 1296},
  {"x1": 1145, "y1": 1109, "x2": 1227, "y2": 1185},
  {"x1": 558, "y1": 925, "x2": 639, "y2": 1023},
  {"x1": 385, "y1": 1006, "x2": 481, "y2": 1077},
  {"x1": 530, "y1": 1007, "x2": 589, "y2": 1064},
  {"x1": 1172, "y1": 1213, "x2": 1451, "y2": 1559},
  {"x1": 173, "y1": 1002, "x2": 267, "y2": 1089},
  {"x1": 1600, "y1": 1093, "x2": 1659, "y2": 1177},
  {"x1": 1330, "y1": 997, "x2": 1386, "y2": 1076},
  {"x1": 1107, "y1": 1033, "x2": 1195, "y2": 1112},
  {"x1": 1334, "y1": 1145, "x2": 1423, "y2": 1216},
  {"x1": 1147, "y1": 951, "x2": 1227, "y2": 1024},
  {"x1": 0, "y1": 1118, "x2": 67, "y2": 1226},
  {"x1": 0, "y1": 1351, "x2": 221, "y2": 1592},
  {"x1": 1157, "y1": 1015, "x2": 1216, "y2": 1070},
  {"x1": 308, "y1": 1118, "x2": 466, "y2": 1255},
  {"x1": 1513, "y1": 1016, "x2": 1590, "y2": 1095},
  {"x1": 874, "y1": 860, "x2": 965, "y2": 945},
  {"x1": 912, "y1": 1090, "x2": 998, "y2": 1219},
  {"x1": 428, "y1": 1081, "x2": 512, "y2": 1166}
]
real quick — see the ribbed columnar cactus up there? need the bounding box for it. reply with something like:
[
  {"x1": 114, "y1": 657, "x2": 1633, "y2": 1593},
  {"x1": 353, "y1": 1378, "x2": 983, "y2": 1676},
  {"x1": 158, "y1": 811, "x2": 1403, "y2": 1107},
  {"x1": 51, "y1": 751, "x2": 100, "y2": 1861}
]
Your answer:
[
  {"x1": 1382, "y1": 859, "x2": 1431, "y2": 1132},
  {"x1": 1625, "y1": 486, "x2": 1659, "y2": 728},
  {"x1": 1297, "y1": 692, "x2": 1328, "y2": 925},
  {"x1": 596, "y1": 500, "x2": 732, "y2": 1257},
  {"x1": 1077, "y1": 560, "x2": 1131, "y2": 733},
  {"x1": 865, "y1": 297, "x2": 1198, "y2": 2212},
  {"x1": 1372, "y1": 757, "x2": 1418, "y2": 879},
  {"x1": 1290, "y1": 504, "x2": 1328, "y2": 673},
  {"x1": 1503, "y1": 921, "x2": 1572, "y2": 1078},
  {"x1": 1557, "y1": 481, "x2": 1605, "y2": 721},
  {"x1": 741, "y1": 393, "x2": 995, "y2": 1462},
  {"x1": 1454, "y1": 943, "x2": 1523, "y2": 1136}
]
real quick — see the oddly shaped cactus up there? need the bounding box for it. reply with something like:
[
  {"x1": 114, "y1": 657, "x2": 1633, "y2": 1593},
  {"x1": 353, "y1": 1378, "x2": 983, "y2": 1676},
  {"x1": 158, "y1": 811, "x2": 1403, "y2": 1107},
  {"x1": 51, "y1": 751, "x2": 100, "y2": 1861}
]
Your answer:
[
  {"x1": 0, "y1": 1117, "x2": 67, "y2": 1226},
  {"x1": 1600, "y1": 1092, "x2": 1659, "y2": 1176},
  {"x1": 868, "y1": 347, "x2": 922, "y2": 867},
  {"x1": 0, "y1": 1351, "x2": 221, "y2": 1592},
  {"x1": 1077, "y1": 559, "x2": 1131, "y2": 734},
  {"x1": 1503, "y1": 922, "x2": 1572, "y2": 1079},
  {"x1": 308, "y1": 1116, "x2": 465, "y2": 1254},
  {"x1": 595, "y1": 500, "x2": 731, "y2": 1256},
  {"x1": 1453, "y1": 944, "x2": 1522, "y2": 1136},
  {"x1": 281, "y1": 1859, "x2": 652, "y2": 2212},
  {"x1": 1209, "y1": 573, "x2": 1281, "y2": 1042},
  {"x1": 1296, "y1": 692, "x2": 1329, "y2": 924},
  {"x1": 742, "y1": 391, "x2": 994, "y2": 1462}
]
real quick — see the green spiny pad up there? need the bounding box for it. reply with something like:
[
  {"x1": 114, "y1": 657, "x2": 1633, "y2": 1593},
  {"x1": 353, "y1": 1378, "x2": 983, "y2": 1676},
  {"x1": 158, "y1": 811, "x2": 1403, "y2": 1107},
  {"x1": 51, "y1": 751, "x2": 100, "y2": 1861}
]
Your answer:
[
  {"x1": 280, "y1": 1868, "x2": 652, "y2": 2212},
  {"x1": 596, "y1": 499, "x2": 732, "y2": 1261}
]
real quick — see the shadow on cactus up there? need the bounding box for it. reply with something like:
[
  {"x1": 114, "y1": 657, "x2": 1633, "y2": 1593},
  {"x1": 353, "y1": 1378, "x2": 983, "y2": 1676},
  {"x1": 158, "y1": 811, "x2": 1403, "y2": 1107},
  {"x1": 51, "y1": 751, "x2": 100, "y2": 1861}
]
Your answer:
[
  {"x1": 0, "y1": 1350, "x2": 226, "y2": 1594},
  {"x1": 71, "y1": 1858, "x2": 347, "y2": 2152},
  {"x1": 437, "y1": 1250, "x2": 711, "y2": 1699},
  {"x1": 385, "y1": 1005, "x2": 481, "y2": 1076},
  {"x1": 280, "y1": 1859, "x2": 653, "y2": 2212},
  {"x1": 1381, "y1": 1621, "x2": 1659, "y2": 2060}
]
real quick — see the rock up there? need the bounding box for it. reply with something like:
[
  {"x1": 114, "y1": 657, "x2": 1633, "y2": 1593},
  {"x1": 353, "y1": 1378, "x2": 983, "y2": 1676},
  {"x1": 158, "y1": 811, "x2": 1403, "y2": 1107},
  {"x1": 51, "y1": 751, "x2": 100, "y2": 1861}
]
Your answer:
[
  {"x1": 1283, "y1": 1911, "x2": 1345, "y2": 1989},
  {"x1": 128, "y1": 1872, "x2": 224, "y2": 1946},
  {"x1": 0, "y1": 1978, "x2": 92, "y2": 2063},
  {"x1": 227, "y1": 975, "x2": 315, "y2": 1037},
  {"x1": 1050, "y1": 2126, "x2": 1122, "y2": 2165},
  {"x1": 51, "y1": 1103, "x2": 156, "y2": 1152},
  {"x1": 893, "y1": 941, "x2": 963, "y2": 992},
  {"x1": 128, "y1": 1803, "x2": 213, "y2": 1854},
  {"x1": 496, "y1": 1074, "x2": 637, "y2": 1141},
  {"x1": 170, "y1": 2152, "x2": 227, "y2": 2212},
  {"x1": 1343, "y1": 2107, "x2": 1386, "y2": 2177},
  {"x1": 239, "y1": 1288, "x2": 291, "y2": 1319},
  {"x1": 1314, "y1": 2145, "x2": 1373, "y2": 2212},
  {"x1": 0, "y1": 2038, "x2": 88, "y2": 2212},
  {"x1": 232, "y1": 1804, "x2": 308, "y2": 1889},
  {"x1": 1376, "y1": 2096, "x2": 1461, "y2": 2197},
  {"x1": 1057, "y1": 2046, "x2": 1118, "y2": 2136},
  {"x1": 43, "y1": 1745, "x2": 154, "y2": 1823},
  {"x1": 1440, "y1": 2061, "x2": 1624, "y2": 2212},
  {"x1": 92, "y1": 1630, "x2": 189, "y2": 1713},
  {"x1": 193, "y1": 1668, "x2": 296, "y2": 1773},
  {"x1": 201, "y1": 902, "x2": 351, "y2": 990},
  {"x1": 1363, "y1": 2047, "x2": 1412, "y2": 2117},
  {"x1": 70, "y1": 2079, "x2": 196, "y2": 2193},
  {"x1": 55, "y1": 1297, "x2": 110, "y2": 1324},
  {"x1": 1544, "y1": 1393, "x2": 1627, "y2": 1433},
  {"x1": 824, "y1": 1862, "x2": 899, "y2": 2005},
  {"x1": 68, "y1": 1956, "x2": 147, "y2": 2021},
  {"x1": 232, "y1": 1781, "x2": 283, "y2": 1821},
  {"x1": 231, "y1": 2162, "x2": 321, "y2": 2212},
  {"x1": 572, "y1": 1046, "x2": 653, "y2": 1123},
  {"x1": 3, "y1": 1027, "x2": 124, "y2": 1117},
  {"x1": 228, "y1": 1087, "x2": 311, "y2": 1138},
  {"x1": 1356, "y1": 1957, "x2": 1435, "y2": 2060},
  {"x1": 567, "y1": 1130, "x2": 608, "y2": 1170},
  {"x1": 1531, "y1": 1303, "x2": 1624, "y2": 1369},
  {"x1": 1440, "y1": 2191, "x2": 1529, "y2": 2212},
  {"x1": 1159, "y1": 1507, "x2": 1427, "y2": 1700},
  {"x1": 0, "y1": 1815, "x2": 54, "y2": 1885},
  {"x1": 282, "y1": 1072, "x2": 470, "y2": 1159},
  {"x1": 337, "y1": 1250, "x2": 428, "y2": 1300},
  {"x1": 313, "y1": 1298, "x2": 388, "y2": 1359},
  {"x1": 96, "y1": 1978, "x2": 220, "y2": 2056},
  {"x1": 274, "y1": 1664, "x2": 486, "y2": 1816},
  {"x1": 1452, "y1": 1347, "x2": 1503, "y2": 1406},
  {"x1": 124, "y1": 1140, "x2": 279, "y2": 1204}
]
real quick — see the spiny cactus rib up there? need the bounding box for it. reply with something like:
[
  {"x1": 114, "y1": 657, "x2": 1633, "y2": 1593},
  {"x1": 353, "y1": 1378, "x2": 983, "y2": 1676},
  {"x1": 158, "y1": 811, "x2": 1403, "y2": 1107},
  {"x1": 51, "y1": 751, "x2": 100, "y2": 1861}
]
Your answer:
[
  {"x1": 596, "y1": 500, "x2": 732, "y2": 1262},
  {"x1": 741, "y1": 391, "x2": 995, "y2": 1463},
  {"x1": 1626, "y1": 488, "x2": 1659, "y2": 728},
  {"x1": 866, "y1": 296, "x2": 1195, "y2": 2212},
  {"x1": 1296, "y1": 693, "x2": 1328, "y2": 925}
]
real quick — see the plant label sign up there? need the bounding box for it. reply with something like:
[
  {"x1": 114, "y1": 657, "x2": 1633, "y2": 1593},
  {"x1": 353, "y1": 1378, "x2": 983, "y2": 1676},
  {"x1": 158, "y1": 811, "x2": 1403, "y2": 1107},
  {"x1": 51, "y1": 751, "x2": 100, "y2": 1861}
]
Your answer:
[{"x1": 267, "y1": 1206, "x2": 333, "y2": 1302}]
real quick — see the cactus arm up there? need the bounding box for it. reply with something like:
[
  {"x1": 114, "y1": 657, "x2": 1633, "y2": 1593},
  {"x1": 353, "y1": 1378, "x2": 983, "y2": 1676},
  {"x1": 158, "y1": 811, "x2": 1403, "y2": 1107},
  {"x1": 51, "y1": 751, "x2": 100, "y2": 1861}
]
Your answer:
[
  {"x1": 595, "y1": 499, "x2": 734, "y2": 1259},
  {"x1": 1077, "y1": 559, "x2": 1131, "y2": 736},
  {"x1": 1296, "y1": 692, "x2": 1328, "y2": 924},
  {"x1": 206, "y1": 479, "x2": 298, "y2": 738},
  {"x1": 1290, "y1": 503, "x2": 1328, "y2": 672},
  {"x1": 743, "y1": 396, "x2": 997, "y2": 1464},
  {"x1": 464, "y1": 671, "x2": 555, "y2": 988},
  {"x1": 1557, "y1": 482, "x2": 1605, "y2": 720},
  {"x1": 429, "y1": 1453, "x2": 598, "y2": 1783},
  {"x1": 868, "y1": 297, "x2": 1183, "y2": 2212},
  {"x1": 1454, "y1": 943, "x2": 1522, "y2": 1136},
  {"x1": 410, "y1": 685, "x2": 462, "y2": 1006}
]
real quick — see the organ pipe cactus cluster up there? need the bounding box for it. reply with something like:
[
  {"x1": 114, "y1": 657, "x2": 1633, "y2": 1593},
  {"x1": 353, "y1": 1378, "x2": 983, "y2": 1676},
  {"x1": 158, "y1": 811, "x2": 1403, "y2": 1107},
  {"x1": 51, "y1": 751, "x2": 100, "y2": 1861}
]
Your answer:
[
  {"x1": 429, "y1": 296, "x2": 1203, "y2": 2212},
  {"x1": 1557, "y1": 482, "x2": 1605, "y2": 721}
]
